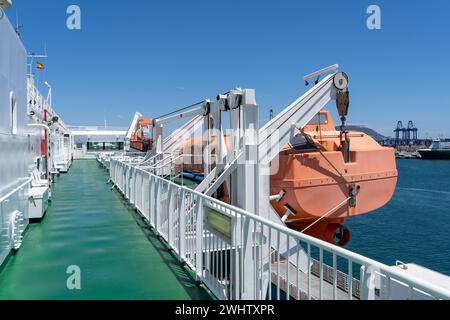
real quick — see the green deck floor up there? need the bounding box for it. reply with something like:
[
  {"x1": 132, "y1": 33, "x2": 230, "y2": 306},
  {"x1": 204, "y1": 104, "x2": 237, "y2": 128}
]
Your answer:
[{"x1": 0, "y1": 160, "x2": 211, "y2": 300}]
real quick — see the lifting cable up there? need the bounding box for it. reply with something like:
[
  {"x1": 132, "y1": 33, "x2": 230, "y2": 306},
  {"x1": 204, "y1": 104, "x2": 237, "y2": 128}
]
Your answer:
[
  {"x1": 297, "y1": 127, "x2": 350, "y2": 185},
  {"x1": 262, "y1": 196, "x2": 350, "y2": 265},
  {"x1": 155, "y1": 89, "x2": 230, "y2": 120},
  {"x1": 298, "y1": 196, "x2": 351, "y2": 234},
  {"x1": 155, "y1": 100, "x2": 206, "y2": 120}
]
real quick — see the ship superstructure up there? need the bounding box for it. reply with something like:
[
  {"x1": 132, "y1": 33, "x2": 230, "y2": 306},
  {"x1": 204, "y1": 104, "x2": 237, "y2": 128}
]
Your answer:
[{"x1": 1, "y1": 4, "x2": 73, "y2": 264}]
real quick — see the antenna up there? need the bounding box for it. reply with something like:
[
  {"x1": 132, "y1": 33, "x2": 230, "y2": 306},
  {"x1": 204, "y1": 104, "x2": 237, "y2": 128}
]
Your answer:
[
  {"x1": 15, "y1": 10, "x2": 23, "y2": 36},
  {"x1": 104, "y1": 107, "x2": 107, "y2": 128}
]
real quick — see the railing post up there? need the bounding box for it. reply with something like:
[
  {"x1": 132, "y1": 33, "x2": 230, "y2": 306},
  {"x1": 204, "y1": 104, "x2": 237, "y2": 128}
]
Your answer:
[
  {"x1": 178, "y1": 189, "x2": 186, "y2": 261},
  {"x1": 149, "y1": 175, "x2": 155, "y2": 227},
  {"x1": 125, "y1": 166, "x2": 130, "y2": 198},
  {"x1": 104, "y1": 158, "x2": 450, "y2": 301},
  {"x1": 154, "y1": 179, "x2": 160, "y2": 233},
  {"x1": 144, "y1": 174, "x2": 150, "y2": 220},
  {"x1": 162, "y1": 183, "x2": 171, "y2": 238},
  {"x1": 228, "y1": 213, "x2": 242, "y2": 300},
  {"x1": 241, "y1": 215, "x2": 255, "y2": 299},
  {"x1": 131, "y1": 168, "x2": 136, "y2": 205},
  {"x1": 133, "y1": 169, "x2": 138, "y2": 205},
  {"x1": 167, "y1": 186, "x2": 174, "y2": 247},
  {"x1": 195, "y1": 196, "x2": 203, "y2": 281},
  {"x1": 360, "y1": 266, "x2": 369, "y2": 299}
]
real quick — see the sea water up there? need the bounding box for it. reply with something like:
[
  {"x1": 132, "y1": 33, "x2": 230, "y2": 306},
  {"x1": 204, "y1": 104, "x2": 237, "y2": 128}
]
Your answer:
[{"x1": 346, "y1": 160, "x2": 450, "y2": 275}]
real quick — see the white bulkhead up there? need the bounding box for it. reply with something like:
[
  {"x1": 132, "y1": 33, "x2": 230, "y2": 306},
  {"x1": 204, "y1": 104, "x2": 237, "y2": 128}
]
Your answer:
[{"x1": 0, "y1": 7, "x2": 49, "y2": 264}]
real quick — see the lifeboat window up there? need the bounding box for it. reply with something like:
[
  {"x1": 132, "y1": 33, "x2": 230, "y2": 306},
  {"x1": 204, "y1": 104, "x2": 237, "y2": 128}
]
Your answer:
[
  {"x1": 289, "y1": 134, "x2": 317, "y2": 151},
  {"x1": 10, "y1": 91, "x2": 17, "y2": 135},
  {"x1": 308, "y1": 113, "x2": 328, "y2": 125}
]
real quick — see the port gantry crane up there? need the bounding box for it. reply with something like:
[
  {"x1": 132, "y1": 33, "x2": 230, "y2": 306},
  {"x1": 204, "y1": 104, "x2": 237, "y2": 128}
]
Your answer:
[{"x1": 394, "y1": 120, "x2": 418, "y2": 146}]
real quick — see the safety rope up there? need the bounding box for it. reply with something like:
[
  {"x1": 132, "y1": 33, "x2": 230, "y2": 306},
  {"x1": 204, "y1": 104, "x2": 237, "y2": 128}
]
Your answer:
[
  {"x1": 297, "y1": 128, "x2": 350, "y2": 184},
  {"x1": 155, "y1": 100, "x2": 205, "y2": 120},
  {"x1": 299, "y1": 196, "x2": 351, "y2": 234}
]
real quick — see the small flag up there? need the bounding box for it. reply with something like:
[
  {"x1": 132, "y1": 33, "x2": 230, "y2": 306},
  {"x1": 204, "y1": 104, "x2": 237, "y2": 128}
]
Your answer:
[{"x1": 36, "y1": 62, "x2": 45, "y2": 70}]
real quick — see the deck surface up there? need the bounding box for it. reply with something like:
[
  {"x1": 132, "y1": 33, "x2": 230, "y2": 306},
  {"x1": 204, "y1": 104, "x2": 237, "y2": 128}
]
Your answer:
[
  {"x1": 0, "y1": 160, "x2": 211, "y2": 300},
  {"x1": 272, "y1": 261, "x2": 355, "y2": 300}
]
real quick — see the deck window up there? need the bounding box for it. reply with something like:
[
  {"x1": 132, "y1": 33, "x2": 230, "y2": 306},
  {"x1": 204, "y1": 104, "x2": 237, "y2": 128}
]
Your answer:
[
  {"x1": 87, "y1": 142, "x2": 124, "y2": 151},
  {"x1": 308, "y1": 113, "x2": 328, "y2": 125}
]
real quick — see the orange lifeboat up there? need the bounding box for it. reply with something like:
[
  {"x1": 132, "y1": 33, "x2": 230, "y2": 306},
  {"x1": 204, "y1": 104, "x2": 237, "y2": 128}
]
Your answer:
[
  {"x1": 130, "y1": 118, "x2": 153, "y2": 152},
  {"x1": 270, "y1": 111, "x2": 397, "y2": 246},
  {"x1": 178, "y1": 110, "x2": 397, "y2": 246}
]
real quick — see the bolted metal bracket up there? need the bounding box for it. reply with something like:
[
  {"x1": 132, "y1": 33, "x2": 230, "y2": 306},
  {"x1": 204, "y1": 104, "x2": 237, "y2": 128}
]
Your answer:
[
  {"x1": 349, "y1": 184, "x2": 360, "y2": 207},
  {"x1": 28, "y1": 195, "x2": 37, "y2": 207}
]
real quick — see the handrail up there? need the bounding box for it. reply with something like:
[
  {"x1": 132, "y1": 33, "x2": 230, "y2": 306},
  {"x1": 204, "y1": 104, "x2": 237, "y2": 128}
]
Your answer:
[
  {"x1": 109, "y1": 158, "x2": 450, "y2": 300},
  {"x1": 0, "y1": 178, "x2": 32, "y2": 203},
  {"x1": 28, "y1": 123, "x2": 51, "y2": 132},
  {"x1": 146, "y1": 154, "x2": 177, "y2": 169},
  {"x1": 145, "y1": 153, "x2": 186, "y2": 170}
]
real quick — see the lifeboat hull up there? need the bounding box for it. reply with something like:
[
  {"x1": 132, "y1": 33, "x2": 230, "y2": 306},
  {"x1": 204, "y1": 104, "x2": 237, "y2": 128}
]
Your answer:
[
  {"x1": 270, "y1": 148, "x2": 397, "y2": 221},
  {"x1": 269, "y1": 128, "x2": 397, "y2": 245}
]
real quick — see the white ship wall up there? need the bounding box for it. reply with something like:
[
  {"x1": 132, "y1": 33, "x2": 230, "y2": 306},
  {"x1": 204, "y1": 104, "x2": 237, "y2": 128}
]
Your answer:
[
  {"x1": 0, "y1": 13, "x2": 33, "y2": 190},
  {"x1": 0, "y1": 13, "x2": 35, "y2": 264}
]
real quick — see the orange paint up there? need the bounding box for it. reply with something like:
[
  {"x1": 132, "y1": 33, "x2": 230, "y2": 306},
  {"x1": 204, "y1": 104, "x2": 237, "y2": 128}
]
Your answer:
[
  {"x1": 130, "y1": 118, "x2": 154, "y2": 152},
  {"x1": 270, "y1": 111, "x2": 397, "y2": 245},
  {"x1": 178, "y1": 110, "x2": 398, "y2": 246}
]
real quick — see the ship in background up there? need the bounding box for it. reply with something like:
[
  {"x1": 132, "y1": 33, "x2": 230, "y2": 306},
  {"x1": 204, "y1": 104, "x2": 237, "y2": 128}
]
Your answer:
[{"x1": 418, "y1": 140, "x2": 450, "y2": 160}]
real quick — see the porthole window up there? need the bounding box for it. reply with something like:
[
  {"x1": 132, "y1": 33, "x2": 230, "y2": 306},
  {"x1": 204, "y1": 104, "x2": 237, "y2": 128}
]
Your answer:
[{"x1": 10, "y1": 91, "x2": 17, "y2": 135}]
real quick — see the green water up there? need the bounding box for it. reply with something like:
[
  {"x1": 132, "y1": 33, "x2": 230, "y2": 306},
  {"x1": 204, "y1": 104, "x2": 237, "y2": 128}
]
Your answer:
[{"x1": 0, "y1": 161, "x2": 211, "y2": 300}]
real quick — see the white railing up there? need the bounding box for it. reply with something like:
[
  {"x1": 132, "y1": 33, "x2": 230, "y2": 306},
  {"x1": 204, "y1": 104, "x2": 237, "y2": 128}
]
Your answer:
[
  {"x1": 0, "y1": 179, "x2": 32, "y2": 266},
  {"x1": 109, "y1": 158, "x2": 450, "y2": 300}
]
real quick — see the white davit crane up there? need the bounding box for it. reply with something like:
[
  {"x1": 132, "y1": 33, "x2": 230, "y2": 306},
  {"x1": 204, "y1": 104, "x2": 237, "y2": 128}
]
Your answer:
[
  {"x1": 124, "y1": 112, "x2": 143, "y2": 151},
  {"x1": 258, "y1": 64, "x2": 348, "y2": 167}
]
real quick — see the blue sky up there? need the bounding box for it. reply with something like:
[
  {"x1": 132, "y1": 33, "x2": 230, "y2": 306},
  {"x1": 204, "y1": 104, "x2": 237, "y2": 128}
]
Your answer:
[{"x1": 9, "y1": 0, "x2": 450, "y2": 137}]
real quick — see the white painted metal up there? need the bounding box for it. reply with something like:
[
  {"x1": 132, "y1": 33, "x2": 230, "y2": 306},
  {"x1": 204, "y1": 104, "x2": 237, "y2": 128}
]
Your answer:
[
  {"x1": 132, "y1": 78, "x2": 348, "y2": 299},
  {"x1": 256, "y1": 68, "x2": 346, "y2": 298},
  {"x1": 28, "y1": 185, "x2": 49, "y2": 219},
  {"x1": 124, "y1": 112, "x2": 143, "y2": 153},
  {"x1": 109, "y1": 159, "x2": 450, "y2": 300},
  {"x1": 0, "y1": 12, "x2": 33, "y2": 266},
  {"x1": 303, "y1": 64, "x2": 339, "y2": 82},
  {"x1": 27, "y1": 76, "x2": 73, "y2": 175},
  {"x1": 105, "y1": 66, "x2": 450, "y2": 300},
  {"x1": 153, "y1": 103, "x2": 207, "y2": 127},
  {"x1": 258, "y1": 72, "x2": 339, "y2": 166},
  {"x1": 126, "y1": 112, "x2": 142, "y2": 140},
  {"x1": 0, "y1": 179, "x2": 31, "y2": 264},
  {"x1": 0, "y1": 10, "x2": 68, "y2": 267},
  {"x1": 162, "y1": 115, "x2": 204, "y2": 155}
]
